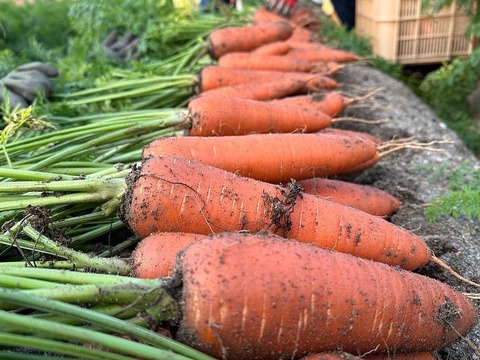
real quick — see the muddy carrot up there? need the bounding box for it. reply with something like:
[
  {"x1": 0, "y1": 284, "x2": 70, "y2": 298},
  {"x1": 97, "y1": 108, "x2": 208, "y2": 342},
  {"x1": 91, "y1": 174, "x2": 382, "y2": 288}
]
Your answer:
[
  {"x1": 121, "y1": 155, "x2": 431, "y2": 270},
  {"x1": 176, "y1": 233, "x2": 476, "y2": 359}
]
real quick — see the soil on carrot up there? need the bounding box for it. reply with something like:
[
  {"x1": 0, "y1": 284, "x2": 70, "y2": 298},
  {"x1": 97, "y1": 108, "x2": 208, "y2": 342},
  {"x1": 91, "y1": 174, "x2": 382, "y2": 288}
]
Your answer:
[
  {"x1": 263, "y1": 180, "x2": 303, "y2": 237},
  {"x1": 331, "y1": 64, "x2": 480, "y2": 359}
]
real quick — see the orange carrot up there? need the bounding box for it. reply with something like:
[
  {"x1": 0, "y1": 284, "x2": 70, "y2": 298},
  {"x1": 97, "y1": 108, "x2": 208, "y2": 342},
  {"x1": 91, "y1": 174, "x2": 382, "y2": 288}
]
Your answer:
[
  {"x1": 270, "y1": 92, "x2": 352, "y2": 116},
  {"x1": 184, "y1": 95, "x2": 333, "y2": 136},
  {"x1": 251, "y1": 40, "x2": 291, "y2": 55},
  {"x1": 121, "y1": 155, "x2": 431, "y2": 270},
  {"x1": 207, "y1": 21, "x2": 294, "y2": 59},
  {"x1": 270, "y1": 90, "x2": 382, "y2": 117},
  {"x1": 132, "y1": 232, "x2": 205, "y2": 278},
  {"x1": 199, "y1": 66, "x2": 338, "y2": 93},
  {"x1": 297, "y1": 177, "x2": 401, "y2": 216},
  {"x1": 198, "y1": 77, "x2": 309, "y2": 101},
  {"x1": 218, "y1": 52, "x2": 315, "y2": 72},
  {"x1": 287, "y1": 47, "x2": 359, "y2": 63},
  {"x1": 142, "y1": 132, "x2": 378, "y2": 183},
  {"x1": 176, "y1": 233, "x2": 477, "y2": 359}
]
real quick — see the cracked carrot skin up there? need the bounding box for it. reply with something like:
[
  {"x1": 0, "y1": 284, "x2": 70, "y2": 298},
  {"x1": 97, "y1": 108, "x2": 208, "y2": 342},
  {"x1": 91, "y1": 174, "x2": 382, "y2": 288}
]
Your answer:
[
  {"x1": 207, "y1": 21, "x2": 294, "y2": 59},
  {"x1": 176, "y1": 233, "x2": 477, "y2": 360},
  {"x1": 121, "y1": 156, "x2": 430, "y2": 270},
  {"x1": 142, "y1": 132, "x2": 378, "y2": 183},
  {"x1": 185, "y1": 95, "x2": 334, "y2": 136}
]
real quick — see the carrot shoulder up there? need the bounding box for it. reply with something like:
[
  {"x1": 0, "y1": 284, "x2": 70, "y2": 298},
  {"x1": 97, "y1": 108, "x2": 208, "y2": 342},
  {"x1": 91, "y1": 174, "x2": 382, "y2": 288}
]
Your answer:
[
  {"x1": 207, "y1": 21, "x2": 294, "y2": 59},
  {"x1": 177, "y1": 233, "x2": 476, "y2": 359},
  {"x1": 297, "y1": 177, "x2": 401, "y2": 217},
  {"x1": 142, "y1": 132, "x2": 378, "y2": 182},
  {"x1": 184, "y1": 95, "x2": 333, "y2": 136},
  {"x1": 121, "y1": 156, "x2": 431, "y2": 270}
]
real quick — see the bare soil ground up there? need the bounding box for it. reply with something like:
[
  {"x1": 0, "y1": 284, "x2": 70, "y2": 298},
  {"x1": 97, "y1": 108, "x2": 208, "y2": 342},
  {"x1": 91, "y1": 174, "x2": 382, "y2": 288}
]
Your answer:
[{"x1": 331, "y1": 64, "x2": 480, "y2": 360}]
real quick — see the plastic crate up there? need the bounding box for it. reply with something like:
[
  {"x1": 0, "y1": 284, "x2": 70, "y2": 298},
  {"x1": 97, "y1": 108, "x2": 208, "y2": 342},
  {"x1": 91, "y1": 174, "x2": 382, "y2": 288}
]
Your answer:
[{"x1": 355, "y1": 0, "x2": 475, "y2": 64}]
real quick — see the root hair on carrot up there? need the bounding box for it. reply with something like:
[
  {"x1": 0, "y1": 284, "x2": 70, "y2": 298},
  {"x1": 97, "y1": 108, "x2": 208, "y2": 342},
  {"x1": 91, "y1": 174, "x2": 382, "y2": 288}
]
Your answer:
[
  {"x1": 332, "y1": 117, "x2": 390, "y2": 125},
  {"x1": 431, "y1": 256, "x2": 480, "y2": 288},
  {"x1": 378, "y1": 139, "x2": 455, "y2": 158}
]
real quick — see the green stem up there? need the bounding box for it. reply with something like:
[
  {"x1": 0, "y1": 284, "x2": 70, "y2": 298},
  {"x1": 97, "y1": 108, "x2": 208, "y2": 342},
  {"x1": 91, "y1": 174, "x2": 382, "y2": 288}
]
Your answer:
[
  {"x1": 24, "y1": 113, "x2": 186, "y2": 171},
  {"x1": 0, "y1": 290, "x2": 213, "y2": 360},
  {"x1": 0, "y1": 176, "x2": 126, "y2": 196},
  {"x1": 0, "y1": 332, "x2": 133, "y2": 360},
  {"x1": 0, "y1": 193, "x2": 108, "y2": 211},
  {"x1": 0, "y1": 234, "x2": 55, "y2": 255},
  {"x1": 0, "y1": 168, "x2": 75, "y2": 181},
  {"x1": 55, "y1": 75, "x2": 196, "y2": 98},
  {"x1": 20, "y1": 225, "x2": 132, "y2": 275},
  {"x1": 0, "y1": 267, "x2": 149, "y2": 286},
  {"x1": 69, "y1": 220, "x2": 126, "y2": 247},
  {"x1": 62, "y1": 79, "x2": 195, "y2": 106},
  {"x1": 0, "y1": 309, "x2": 189, "y2": 360},
  {"x1": 0, "y1": 273, "x2": 59, "y2": 289},
  {"x1": 0, "y1": 351, "x2": 74, "y2": 360}
]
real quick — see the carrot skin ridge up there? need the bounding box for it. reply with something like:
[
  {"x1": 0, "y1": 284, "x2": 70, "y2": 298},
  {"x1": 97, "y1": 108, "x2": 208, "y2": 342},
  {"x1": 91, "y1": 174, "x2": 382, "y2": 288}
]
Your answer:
[
  {"x1": 176, "y1": 233, "x2": 477, "y2": 360},
  {"x1": 122, "y1": 156, "x2": 431, "y2": 270}
]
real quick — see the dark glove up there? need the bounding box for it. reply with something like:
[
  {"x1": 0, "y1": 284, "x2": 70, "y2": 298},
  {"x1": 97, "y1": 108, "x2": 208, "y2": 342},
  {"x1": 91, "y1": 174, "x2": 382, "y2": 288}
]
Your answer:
[
  {"x1": 102, "y1": 30, "x2": 140, "y2": 62},
  {"x1": 265, "y1": 0, "x2": 297, "y2": 16},
  {"x1": 0, "y1": 62, "x2": 58, "y2": 111}
]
